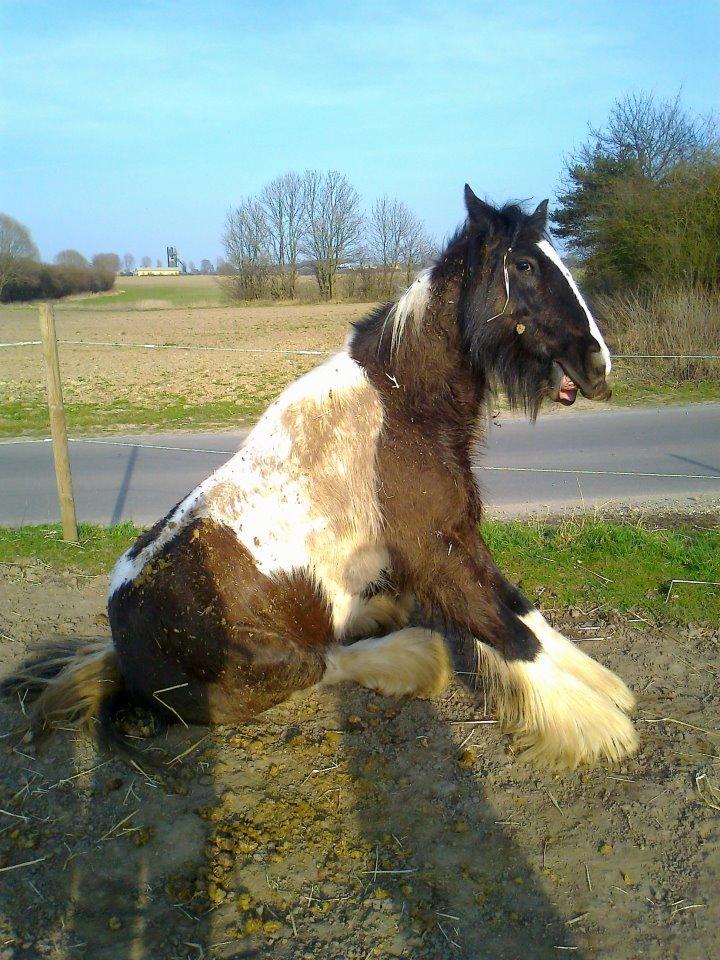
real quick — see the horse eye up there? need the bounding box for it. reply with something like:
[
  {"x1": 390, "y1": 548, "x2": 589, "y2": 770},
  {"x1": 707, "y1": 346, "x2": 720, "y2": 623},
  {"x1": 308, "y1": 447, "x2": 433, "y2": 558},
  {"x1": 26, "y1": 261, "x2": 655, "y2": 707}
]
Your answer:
[{"x1": 516, "y1": 260, "x2": 533, "y2": 272}]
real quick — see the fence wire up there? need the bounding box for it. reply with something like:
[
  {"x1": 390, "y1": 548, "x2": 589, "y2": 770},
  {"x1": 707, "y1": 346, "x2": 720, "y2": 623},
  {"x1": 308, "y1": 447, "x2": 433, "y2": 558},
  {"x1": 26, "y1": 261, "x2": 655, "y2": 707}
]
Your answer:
[
  {"x1": 0, "y1": 339, "x2": 331, "y2": 356},
  {"x1": 1, "y1": 338, "x2": 720, "y2": 361},
  {"x1": 1, "y1": 330, "x2": 719, "y2": 534}
]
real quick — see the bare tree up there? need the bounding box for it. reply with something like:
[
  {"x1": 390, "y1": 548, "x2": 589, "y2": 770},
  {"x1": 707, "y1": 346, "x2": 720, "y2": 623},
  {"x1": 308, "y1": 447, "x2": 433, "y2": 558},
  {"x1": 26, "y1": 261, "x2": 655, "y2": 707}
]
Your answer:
[
  {"x1": 301, "y1": 170, "x2": 363, "y2": 299},
  {"x1": 223, "y1": 198, "x2": 271, "y2": 299},
  {"x1": 368, "y1": 196, "x2": 405, "y2": 297},
  {"x1": 368, "y1": 196, "x2": 432, "y2": 296},
  {"x1": 92, "y1": 253, "x2": 121, "y2": 273},
  {"x1": 140, "y1": 256, "x2": 152, "y2": 268},
  {"x1": 122, "y1": 253, "x2": 136, "y2": 274},
  {"x1": 0, "y1": 213, "x2": 39, "y2": 297},
  {"x1": 200, "y1": 259, "x2": 214, "y2": 274},
  {"x1": 579, "y1": 91, "x2": 718, "y2": 181},
  {"x1": 0, "y1": 214, "x2": 38, "y2": 260},
  {"x1": 260, "y1": 172, "x2": 306, "y2": 298},
  {"x1": 401, "y1": 214, "x2": 435, "y2": 285}
]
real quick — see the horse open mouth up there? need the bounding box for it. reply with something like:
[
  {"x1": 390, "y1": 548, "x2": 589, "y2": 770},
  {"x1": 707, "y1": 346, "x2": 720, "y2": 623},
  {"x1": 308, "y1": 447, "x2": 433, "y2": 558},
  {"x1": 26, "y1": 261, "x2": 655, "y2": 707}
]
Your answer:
[{"x1": 551, "y1": 361, "x2": 578, "y2": 406}]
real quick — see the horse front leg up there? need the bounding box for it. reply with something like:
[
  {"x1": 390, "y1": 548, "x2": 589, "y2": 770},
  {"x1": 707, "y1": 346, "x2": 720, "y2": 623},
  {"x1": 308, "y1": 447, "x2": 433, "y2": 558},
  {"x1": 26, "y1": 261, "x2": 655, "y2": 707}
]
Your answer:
[
  {"x1": 475, "y1": 537, "x2": 636, "y2": 714},
  {"x1": 406, "y1": 538, "x2": 638, "y2": 769}
]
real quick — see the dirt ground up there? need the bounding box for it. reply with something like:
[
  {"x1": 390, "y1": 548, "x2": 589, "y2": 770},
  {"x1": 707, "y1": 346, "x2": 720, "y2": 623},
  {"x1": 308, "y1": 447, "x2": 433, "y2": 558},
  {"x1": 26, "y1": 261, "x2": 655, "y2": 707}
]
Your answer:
[
  {"x1": 0, "y1": 301, "x2": 367, "y2": 413},
  {"x1": 0, "y1": 564, "x2": 718, "y2": 960}
]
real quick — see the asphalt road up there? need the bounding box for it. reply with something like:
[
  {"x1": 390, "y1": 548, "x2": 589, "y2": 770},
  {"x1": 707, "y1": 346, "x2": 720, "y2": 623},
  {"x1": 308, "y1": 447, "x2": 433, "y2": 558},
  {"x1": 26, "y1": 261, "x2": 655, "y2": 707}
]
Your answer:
[{"x1": 1, "y1": 404, "x2": 718, "y2": 526}]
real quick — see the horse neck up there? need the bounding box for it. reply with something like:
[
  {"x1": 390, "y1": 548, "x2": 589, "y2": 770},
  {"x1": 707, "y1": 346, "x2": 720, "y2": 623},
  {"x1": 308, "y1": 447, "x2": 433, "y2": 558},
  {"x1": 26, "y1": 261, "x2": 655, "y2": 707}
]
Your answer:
[{"x1": 351, "y1": 275, "x2": 488, "y2": 438}]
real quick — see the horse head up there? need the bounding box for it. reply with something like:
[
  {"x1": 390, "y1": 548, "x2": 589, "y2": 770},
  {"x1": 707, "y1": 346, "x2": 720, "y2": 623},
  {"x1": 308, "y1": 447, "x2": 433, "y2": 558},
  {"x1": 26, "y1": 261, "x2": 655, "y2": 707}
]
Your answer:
[{"x1": 459, "y1": 185, "x2": 612, "y2": 415}]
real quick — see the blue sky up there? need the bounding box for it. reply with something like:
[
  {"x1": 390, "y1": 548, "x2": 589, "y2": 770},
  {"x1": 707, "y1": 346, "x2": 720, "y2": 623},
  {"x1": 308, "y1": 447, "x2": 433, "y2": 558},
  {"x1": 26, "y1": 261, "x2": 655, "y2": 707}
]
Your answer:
[{"x1": 2, "y1": 0, "x2": 718, "y2": 264}]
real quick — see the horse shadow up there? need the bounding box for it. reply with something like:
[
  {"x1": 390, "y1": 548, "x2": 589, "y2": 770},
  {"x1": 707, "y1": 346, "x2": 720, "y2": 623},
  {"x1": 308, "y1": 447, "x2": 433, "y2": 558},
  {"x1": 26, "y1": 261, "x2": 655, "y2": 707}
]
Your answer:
[
  {"x1": 0, "y1": 675, "x2": 227, "y2": 960},
  {"x1": 0, "y1": 682, "x2": 581, "y2": 959},
  {"x1": 336, "y1": 686, "x2": 582, "y2": 959}
]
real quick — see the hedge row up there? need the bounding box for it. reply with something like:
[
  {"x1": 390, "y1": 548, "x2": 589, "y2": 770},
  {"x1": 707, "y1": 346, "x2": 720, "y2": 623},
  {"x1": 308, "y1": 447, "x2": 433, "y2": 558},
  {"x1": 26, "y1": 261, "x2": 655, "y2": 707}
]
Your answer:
[{"x1": 0, "y1": 259, "x2": 115, "y2": 302}]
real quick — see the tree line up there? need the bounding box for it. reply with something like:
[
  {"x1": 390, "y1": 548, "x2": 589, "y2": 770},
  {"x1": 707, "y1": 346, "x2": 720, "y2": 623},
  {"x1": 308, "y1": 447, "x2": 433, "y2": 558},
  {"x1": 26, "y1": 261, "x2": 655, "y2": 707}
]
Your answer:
[
  {"x1": 0, "y1": 216, "x2": 116, "y2": 302},
  {"x1": 553, "y1": 91, "x2": 719, "y2": 293},
  {"x1": 553, "y1": 91, "x2": 719, "y2": 386},
  {"x1": 50, "y1": 251, "x2": 217, "y2": 276},
  {"x1": 222, "y1": 170, "x2": 433, "y2": 301},
  {"x1": 0, "y1": 227, "x2": 223, "y2": 304}
]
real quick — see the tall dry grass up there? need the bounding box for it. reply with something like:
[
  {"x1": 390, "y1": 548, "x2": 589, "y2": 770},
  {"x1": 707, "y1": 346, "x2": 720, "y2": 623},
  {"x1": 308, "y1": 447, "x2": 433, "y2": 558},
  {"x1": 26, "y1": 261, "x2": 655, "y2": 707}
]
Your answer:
[{"x1": 597, "y1": 286, "x2": 720, "y2": 382}]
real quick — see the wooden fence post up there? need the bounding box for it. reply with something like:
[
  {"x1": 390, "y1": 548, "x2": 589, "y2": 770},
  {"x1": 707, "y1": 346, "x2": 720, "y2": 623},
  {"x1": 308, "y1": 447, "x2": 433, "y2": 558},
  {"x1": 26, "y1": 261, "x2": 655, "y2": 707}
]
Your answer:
[{"x1": 39, "y1": 302, "x2": 78, "y2": 542}]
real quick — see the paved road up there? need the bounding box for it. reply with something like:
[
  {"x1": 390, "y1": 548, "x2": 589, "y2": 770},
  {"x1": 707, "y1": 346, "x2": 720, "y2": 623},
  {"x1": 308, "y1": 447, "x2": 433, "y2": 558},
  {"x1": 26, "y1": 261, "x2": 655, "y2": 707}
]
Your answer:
[{"x1": 1, "y1": 404, "x2": 718, "y2": 526}]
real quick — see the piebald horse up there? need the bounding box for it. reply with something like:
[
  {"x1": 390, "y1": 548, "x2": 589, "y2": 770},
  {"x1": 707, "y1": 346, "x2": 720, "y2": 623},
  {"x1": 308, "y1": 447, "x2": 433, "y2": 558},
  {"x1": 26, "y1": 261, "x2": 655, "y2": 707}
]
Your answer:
[{"x1": 8, "y1": 187, "x2": 637, "y2": 768}]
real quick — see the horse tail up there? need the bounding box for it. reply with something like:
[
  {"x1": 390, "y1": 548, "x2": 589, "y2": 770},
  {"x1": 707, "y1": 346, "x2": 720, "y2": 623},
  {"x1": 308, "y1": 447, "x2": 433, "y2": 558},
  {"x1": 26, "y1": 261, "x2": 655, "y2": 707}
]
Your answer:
[{"x1": 2, "y1": 638, "x2": 122, "y2": 741}]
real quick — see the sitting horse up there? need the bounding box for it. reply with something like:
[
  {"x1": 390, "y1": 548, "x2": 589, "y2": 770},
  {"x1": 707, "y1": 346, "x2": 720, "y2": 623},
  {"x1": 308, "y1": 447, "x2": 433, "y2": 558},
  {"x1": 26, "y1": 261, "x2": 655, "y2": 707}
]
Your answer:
[{"x1": 7, "y1": 186, "x2": 637, "y2": 768}]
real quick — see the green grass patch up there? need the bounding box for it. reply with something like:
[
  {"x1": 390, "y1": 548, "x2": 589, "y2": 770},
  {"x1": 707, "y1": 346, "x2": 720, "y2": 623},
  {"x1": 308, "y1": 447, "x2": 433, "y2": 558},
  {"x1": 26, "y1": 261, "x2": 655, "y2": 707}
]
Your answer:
[
  {"x1": 5, "y1": 380, "x2": 719, "y2": 438},
  {"x1": 67, "y1": 280, "x2": 229, "y2": 310},
  {"x1": 0, "y1": 523, "x2": 141, "y2": 575},
  {"x1": 610, "y1": 378, "x2": 720, "y2": 406},
  {"x1": 0, "y1": 281, "x2": 229, "y2": 314},
  {"x1": 2, "y1": 520, "x2": 717, "y2": 625},
  {"x1": 0, "y1": 394, "x2": 273, "y2": 438},
  {"x1": 483, "y1": 518, "x2": 720, "y2": 624}
]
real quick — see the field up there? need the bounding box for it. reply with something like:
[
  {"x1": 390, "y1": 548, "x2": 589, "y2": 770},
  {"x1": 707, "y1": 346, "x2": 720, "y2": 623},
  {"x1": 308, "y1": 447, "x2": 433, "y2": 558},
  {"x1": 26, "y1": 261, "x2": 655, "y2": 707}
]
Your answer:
[
  {"x1": 0, "y1": 277, "x2": 370, "y2": 437},
  {"x1": 0, "y1": 518, "x2": 718, "y2": 959},
  {"x1": 65, "y1": 273, "x2": 231, "y2": 310},
  {"x1": 1, "y1": 276, "x2": 718, "y2": 438}
]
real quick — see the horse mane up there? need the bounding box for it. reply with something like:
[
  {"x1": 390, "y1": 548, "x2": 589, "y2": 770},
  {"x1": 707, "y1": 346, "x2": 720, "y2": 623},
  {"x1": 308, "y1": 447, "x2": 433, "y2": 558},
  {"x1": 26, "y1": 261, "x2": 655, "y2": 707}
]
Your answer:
[{"x1": 388, "y1": 267, "x2": 433, "y2": 355}]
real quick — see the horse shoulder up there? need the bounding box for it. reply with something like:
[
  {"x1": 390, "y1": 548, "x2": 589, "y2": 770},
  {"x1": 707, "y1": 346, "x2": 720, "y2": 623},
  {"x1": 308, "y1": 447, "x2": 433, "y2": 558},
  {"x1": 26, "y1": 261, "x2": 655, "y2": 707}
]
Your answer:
[{"x1": 205, "y1": 352, "x2": 386, "y2": 583}]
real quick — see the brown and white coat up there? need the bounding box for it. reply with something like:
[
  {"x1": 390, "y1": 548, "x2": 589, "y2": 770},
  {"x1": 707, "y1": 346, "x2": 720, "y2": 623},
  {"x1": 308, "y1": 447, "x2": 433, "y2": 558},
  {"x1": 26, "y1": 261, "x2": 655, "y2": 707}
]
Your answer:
[{"x1": 10, "y1": 189, "x2": 638, "y2": 769}]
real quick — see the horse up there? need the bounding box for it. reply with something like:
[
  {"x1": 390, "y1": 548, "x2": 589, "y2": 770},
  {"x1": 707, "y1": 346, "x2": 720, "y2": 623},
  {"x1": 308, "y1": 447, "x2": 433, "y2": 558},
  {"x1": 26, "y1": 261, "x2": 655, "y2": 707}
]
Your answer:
[{"x1": 6, "y1": 185, "x2": 637, "y2": 769}]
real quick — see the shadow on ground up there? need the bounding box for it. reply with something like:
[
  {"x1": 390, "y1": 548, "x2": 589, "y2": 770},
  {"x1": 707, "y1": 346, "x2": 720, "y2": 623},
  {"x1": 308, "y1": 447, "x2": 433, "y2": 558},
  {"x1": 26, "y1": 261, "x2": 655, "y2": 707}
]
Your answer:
[{"x1": 0, "y1": 675, "x2": 581, "y2": 960}]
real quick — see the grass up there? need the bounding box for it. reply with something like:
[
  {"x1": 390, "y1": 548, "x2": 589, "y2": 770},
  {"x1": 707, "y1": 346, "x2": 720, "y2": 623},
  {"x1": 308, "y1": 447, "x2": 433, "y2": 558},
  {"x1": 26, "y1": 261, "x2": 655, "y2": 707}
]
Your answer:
[
  {"x1": 0, "y1": 277, "x2": 230, "y2": 314},
  {"x1": 0, "y1": 523, "x2": 141, "y2": 574},
  {"x1": 2, "y1": 519, "x2": 718, "y2": 624},
  {"x1": 609, "y1": 378, "x2": 720, "y2": 406},
  {"x1": 600, "y1": 286, "x2": 720, "y2": 384},
  {"x1": 67, "y1": 280, "x2": 230, "y2": 310},
  {"x1": 483, "y1": 517, "x2": 720, "y2": 625},
  {"x1": 0, "y1": 394, "x2": 271, "y2": 438}
]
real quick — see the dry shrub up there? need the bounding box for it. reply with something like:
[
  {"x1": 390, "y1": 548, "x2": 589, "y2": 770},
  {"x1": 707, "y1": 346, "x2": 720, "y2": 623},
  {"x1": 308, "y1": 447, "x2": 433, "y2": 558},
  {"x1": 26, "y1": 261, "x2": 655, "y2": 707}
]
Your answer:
[
  {"x1": 0, "y1": 260, "x2": 115, "y2": 303},
  {"x1": 597, "y1": 286, "x2": 720, "y2": 382}
]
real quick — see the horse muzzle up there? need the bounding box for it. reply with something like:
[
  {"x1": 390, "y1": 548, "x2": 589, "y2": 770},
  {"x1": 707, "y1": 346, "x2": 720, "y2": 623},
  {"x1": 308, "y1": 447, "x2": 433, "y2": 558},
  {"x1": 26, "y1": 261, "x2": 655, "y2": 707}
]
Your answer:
[{"x1": 551, "y1": 353, "x2": 612, "y2": 405}]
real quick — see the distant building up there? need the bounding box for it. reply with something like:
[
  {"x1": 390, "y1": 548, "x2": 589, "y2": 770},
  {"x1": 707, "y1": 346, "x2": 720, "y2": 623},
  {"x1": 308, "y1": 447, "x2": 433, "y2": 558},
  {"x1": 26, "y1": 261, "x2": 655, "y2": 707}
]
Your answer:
[{"x1": 134, "y1": 266, "x2": 181, "y2": 277}]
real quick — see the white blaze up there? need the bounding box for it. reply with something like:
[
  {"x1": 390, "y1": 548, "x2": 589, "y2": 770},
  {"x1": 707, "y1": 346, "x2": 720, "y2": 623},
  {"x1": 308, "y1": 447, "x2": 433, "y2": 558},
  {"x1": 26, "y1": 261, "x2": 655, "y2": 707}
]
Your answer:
[{"x1": 536, "y1": 239, "x2": 612, "y2": 374}]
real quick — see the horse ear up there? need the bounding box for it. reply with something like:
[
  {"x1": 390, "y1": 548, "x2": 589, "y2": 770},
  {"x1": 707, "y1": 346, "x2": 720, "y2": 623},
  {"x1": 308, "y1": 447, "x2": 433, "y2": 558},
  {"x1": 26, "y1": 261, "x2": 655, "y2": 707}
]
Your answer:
[
  {"x1": 464, "y1": 184, "x2": 499, "y2": 234},
  {"x1": 529, "y1": 199, "x2": 549, "y2": 233}
]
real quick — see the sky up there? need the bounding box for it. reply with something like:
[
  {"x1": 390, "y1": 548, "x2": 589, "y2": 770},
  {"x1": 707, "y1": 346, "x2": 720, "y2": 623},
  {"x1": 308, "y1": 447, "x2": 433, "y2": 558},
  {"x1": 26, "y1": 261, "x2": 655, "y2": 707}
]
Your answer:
[{"x1": 1, "y1": 0, "x2": 718, "y2": 265}]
